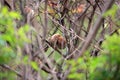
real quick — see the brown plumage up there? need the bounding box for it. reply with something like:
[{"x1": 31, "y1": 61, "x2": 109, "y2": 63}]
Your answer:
[{"x1": 49, "y1": 34, "x2": 66, "y2": 49}]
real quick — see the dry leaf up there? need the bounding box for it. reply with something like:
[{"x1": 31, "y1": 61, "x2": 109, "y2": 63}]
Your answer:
[{"x1": 72, "y1": 4, "x2": 86, "y2": 14}]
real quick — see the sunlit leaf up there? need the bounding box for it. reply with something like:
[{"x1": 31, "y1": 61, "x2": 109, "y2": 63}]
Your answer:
[
  {"x1": 31, "y1": 61, "x2": 39, "y2": 71},
  {"x1": 103, "y1": 4, "x2": 118, "y2": 19},
  {"x1": 9, "y1": 12, "x2": 21, "y2": 19}
]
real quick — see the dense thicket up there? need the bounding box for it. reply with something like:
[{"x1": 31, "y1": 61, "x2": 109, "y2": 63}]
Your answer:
[{"x1": 0, "y1": 0, "x2": 120, "y2": 80}]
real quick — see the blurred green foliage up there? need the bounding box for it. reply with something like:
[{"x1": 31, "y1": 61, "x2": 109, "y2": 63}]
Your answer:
[
  {"x1": 67, "y1": 31, "x2": 120, "y2": 80},
  {"x1": 0, "y1": 7, "x2": 29, "y2": 79},
  {"x1": 103, "y1": 4, "x2": 118, "y2": 19},
  {"x1": 104, "y1": 4, "x2": 120, "y2": 27},
  {"x1": 67, "y1": 4, "x2": 120, "y2": 80}
]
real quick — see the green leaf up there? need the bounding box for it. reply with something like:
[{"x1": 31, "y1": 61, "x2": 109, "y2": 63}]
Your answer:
[
  {"x1": 2, "y1": 7, "x2": 8, "y2": 14},
  {"x1": 30, "y1": 61, "x2": 39, "y2": 71},
  {"x1": 23, "y1": 56, "x2": 29, "y2": 64},
  {"x1": 103, "y1": 4, "x2": 118, "y2": 19},
  {"x1": 18, "y1": 25, "x2": 30, "y2": 43},
  {"x1": 9, "y1": 12, "x2": 21, "y2": 19}
]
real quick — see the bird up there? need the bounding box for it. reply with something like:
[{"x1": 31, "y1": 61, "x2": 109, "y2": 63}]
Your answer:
[{"x1": 49, "y1": 33, "x2": 66, "y2": 49}]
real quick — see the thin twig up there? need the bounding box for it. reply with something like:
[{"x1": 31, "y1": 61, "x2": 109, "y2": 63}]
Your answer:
[
  {"x1": 76, "y1": 0, "x2": 115, "y2": 59},
  {"x1": 0, "y1": 64, "x2": 22, "y2": 77}
]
